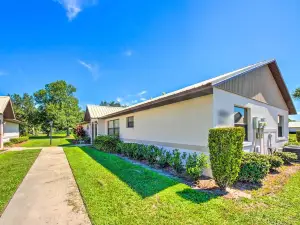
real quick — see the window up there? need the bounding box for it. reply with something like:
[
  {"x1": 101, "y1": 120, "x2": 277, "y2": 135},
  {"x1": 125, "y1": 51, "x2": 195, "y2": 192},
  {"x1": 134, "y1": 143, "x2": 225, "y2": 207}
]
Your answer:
[
  {"x1": 234, "y1": 106, "x2": 248, "y2": 141},
  {"x1": 278, "y1": 115, "x2": 283, "y2": 137},
  {"x1": 126, "y1": 116, "x2": 134, "y2": 128},
  {"x1": 108, "y1": 119, "x2": 119, "y2": 136}
]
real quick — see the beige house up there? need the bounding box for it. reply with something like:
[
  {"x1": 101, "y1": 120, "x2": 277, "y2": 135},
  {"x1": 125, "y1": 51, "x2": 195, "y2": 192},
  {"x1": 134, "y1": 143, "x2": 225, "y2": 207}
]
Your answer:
[
  {"x1": 84, "y1": 59, "x2": 296, "y2": 158},
  {"x1": 0, "y1": 96, "x2": 20, "y2": 149}
]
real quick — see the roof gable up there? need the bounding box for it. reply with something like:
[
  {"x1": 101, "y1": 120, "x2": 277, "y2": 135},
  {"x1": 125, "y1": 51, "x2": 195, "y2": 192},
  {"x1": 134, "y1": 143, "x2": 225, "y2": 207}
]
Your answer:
[
  {"x1": 84, "y1": 105, "x2": 124, "y2": 121},
  {"x1": 0, "y1": 96, "x2": 16, "y2": 119},
  {"x1": 215, "y1": 65, "x2": 288, "y2": 111}
]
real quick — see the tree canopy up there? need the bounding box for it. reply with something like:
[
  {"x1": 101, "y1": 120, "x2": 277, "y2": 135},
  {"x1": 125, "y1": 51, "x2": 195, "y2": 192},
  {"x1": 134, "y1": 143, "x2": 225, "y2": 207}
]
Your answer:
[
  {"x1": 100, "y1": 100, "x2": 122, "y2": 107},
  {"x1": 10, "y1": 80, "x2": 83, "y2": 136},
  {"x1": 293, "y1": 88, "x2": 300, "y2": 100},
  {"x1": 34, "y1": 80, "x2": 82, "y2": 135}
]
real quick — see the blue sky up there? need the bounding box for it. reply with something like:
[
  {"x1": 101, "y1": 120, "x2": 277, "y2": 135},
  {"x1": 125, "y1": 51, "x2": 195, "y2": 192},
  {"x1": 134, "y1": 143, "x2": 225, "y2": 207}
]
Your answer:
[{"x1": 0, "y1": 0, "x2": 300, "y2": 120}]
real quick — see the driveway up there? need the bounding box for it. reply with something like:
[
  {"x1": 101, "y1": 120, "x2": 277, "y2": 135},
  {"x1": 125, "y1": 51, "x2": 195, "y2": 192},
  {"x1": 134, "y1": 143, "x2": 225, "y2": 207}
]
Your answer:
[{"x1": 0, "y1": 147, "x2": 91, "y2": 225}]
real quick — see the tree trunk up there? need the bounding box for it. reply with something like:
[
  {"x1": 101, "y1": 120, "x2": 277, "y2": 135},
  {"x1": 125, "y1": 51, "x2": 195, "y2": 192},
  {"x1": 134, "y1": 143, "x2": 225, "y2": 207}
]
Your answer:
[{"x1": 67, "y1": 128, "x2": 70, "y2": 137}]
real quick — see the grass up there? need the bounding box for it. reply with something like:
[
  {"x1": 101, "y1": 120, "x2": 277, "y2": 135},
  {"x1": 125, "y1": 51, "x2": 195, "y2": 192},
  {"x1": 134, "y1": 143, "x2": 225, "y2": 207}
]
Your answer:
[
  {"x1": 0, "y1": 149, "x2": 40, "y2": 215},
  {"x1": 20, "y1": 134, "x2": 74, "y2": 147},
  {"x1": 64, "y1": 146, "x2": 300, "y2": 224}
]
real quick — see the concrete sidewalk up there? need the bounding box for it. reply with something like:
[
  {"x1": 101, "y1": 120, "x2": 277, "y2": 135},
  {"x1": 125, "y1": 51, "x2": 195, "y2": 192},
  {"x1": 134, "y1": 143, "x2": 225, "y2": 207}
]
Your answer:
[{"x1": 0, "y1": 147, "x2": 91, "y2": 225}]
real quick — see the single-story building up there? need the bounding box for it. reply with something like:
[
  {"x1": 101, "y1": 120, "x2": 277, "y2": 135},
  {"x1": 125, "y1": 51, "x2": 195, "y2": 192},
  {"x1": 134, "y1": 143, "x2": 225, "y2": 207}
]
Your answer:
[
  {"x1": 289, "y1": 122, "x2": 300, "y2": 134},
  {"x1": 0, "y1": 96, "x2": 21, "y2": 149},
  {"x1": 84, "y1": 59, "x2": 296, "y2": 159}
]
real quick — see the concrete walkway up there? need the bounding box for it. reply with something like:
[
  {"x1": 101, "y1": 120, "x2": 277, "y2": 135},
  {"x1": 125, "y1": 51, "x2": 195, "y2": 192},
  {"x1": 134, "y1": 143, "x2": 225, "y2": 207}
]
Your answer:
[{"x1": 0, "y1": 147, "x2": 91, "y2": 225}]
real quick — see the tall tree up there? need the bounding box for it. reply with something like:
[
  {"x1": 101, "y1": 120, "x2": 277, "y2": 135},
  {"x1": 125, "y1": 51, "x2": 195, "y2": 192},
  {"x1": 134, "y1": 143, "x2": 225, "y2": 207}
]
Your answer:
[
  {"x1": 10, "y1": 93, "x2": 39, "y2": 135},
  {"x1": 100, "y1": 100, "x2": 122, "y2": 107},
  {"x1": 34, "y1": 80, "x2": 82, "y2": 136}
]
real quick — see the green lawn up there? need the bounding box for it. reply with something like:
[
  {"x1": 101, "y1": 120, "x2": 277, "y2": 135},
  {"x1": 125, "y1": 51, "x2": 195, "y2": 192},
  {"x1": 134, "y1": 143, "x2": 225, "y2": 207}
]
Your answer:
[
  {"x1": 20, "y1": 135, "x2": 73, "y2": 147},
  {"x1": 0, "y1": 149, "x2": 40, "y2": 214},
  {"x1": 64, "y1": 146, "x2": 300, "y2": 225}
]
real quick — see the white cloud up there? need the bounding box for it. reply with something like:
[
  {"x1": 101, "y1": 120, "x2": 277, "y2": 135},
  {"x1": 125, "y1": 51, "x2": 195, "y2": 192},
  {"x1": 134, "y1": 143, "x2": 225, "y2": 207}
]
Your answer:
[
  {"x1": 78, "y1": 59, "x2": 99, "y2": 80},
  {"x1": 140, "y1": 97, "x2": 146, "y2": 101},
  {"x1": 298, "y1": 111, "x2": 300, "y2": 115},
  {"x1": 124, "y1": 50, "x2": 133, "y2": 57},
  {"x1": 116, "y1": 97, "x2": 123, "y2": 103},
  {"x1": 54, "y1": 0, "x2": 97, "y2": 21},
  {"x1": 137, "y1": 90, "x2": 147, "y2": 96},
  {"x1": 131, "y1": 100, "x2": 138, "y2": 104}
]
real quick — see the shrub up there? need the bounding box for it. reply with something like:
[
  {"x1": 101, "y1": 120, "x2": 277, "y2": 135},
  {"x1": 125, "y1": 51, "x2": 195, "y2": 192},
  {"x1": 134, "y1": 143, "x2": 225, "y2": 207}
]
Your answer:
[
  {"x1": 4, "y1": 142, "x2": 13, "y2": 147},
  {"x1": 94, "y1": 135, "x2": 120, "y2": 152},
  {"x1": 157, "y1": 149, "x2": 172, "y2": 168},
  {"x1": 297, "y1": 131, "x2": 300, "y2": 142},
  {"x1": 170, "y1": 149, "x2": 186, "y2": 174},
  {"x1": 238, "y1": 153, "x2": 271, "y2": 183},
  {"x1": 274, "y1": 152, "x2": 298, "y2": 165},
  {"x1": 145, "y1": 145, "x2": 161, "y2": 165},
  {"x1": 73, "y1": 125, "x2": 86, "y2": 140},
  {"x1": 186, "y1": 153, "x2": 209, "y2": 180},
  {"x1": 267, "y1": 155, "x2": 283, "y2": 170},
  {"x1": 208, "y1": 127, "x2": 244, "y2": 190},
  {"x1": 10, "y1": 136, "x2": 29, "y2": 144}
]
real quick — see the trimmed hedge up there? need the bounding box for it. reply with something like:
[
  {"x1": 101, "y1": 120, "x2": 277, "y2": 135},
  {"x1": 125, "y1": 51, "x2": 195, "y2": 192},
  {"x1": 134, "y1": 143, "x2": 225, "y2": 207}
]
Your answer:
[
  {"x1": 274, "y1": 152, "x2": 298, "y2": 165},
  {"x1": 4, "y1": 142, "x2": 13, "y2": 147},
  {"x1": 10, "y1": 136, "x2": 29, "y2": 144},
  {"x1": 267, "y1": 155, "x2": 284, "y2": 170},
  {"x1": 297, "y1": 131, "x2": 300, "y2": 142},
  {"x1": 208, "y1": 127, "x2": 244, "y2": 189},
  {"x1": 238, "y1": 153, "x2": 270, "y2": 183},
  {"x1": 94, "y1": 135, "x2": 120, "y2": 152},
  {"x1": 94, "y1": 135, "x2": 208, "y2": 178}
]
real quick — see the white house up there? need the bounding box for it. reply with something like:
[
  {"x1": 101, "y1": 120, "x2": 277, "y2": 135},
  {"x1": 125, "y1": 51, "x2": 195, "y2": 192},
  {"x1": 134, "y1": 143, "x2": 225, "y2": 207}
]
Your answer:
[
  {"x1": 289, "y1": 122, "x2": 300, "y2": 134},
  {"x1": 0, "y1": 96, "x2": 21, "y2": 149},
  {"x1": 84, "y1": 59, "x2": 296, "y2": 158}
]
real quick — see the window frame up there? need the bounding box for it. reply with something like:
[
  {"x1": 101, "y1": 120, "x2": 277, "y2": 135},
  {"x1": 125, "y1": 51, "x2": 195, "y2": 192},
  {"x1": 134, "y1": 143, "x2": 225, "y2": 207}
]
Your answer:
[
  {"x1": 108, "y1": 119, "x2": 120, "y2": 136},
  {"x1": 278, "y1": 115, "x2": 284, "y2": 138},
  {"x1": 234, "y1": 105, "x2": 249, "y2": 141},
  {"x1": 126, "y1": 116, "x2": 134, "y2": 128}
]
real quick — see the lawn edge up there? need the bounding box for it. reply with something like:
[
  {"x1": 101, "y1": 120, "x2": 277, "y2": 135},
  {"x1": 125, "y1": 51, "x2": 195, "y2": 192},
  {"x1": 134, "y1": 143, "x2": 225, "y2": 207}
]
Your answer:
[
  {"x1": 0, "y1": 149, "x2": 42, "y2": 216},
  {"x1": 63, "y1": 146, "x2": 95, "y2": 225}
]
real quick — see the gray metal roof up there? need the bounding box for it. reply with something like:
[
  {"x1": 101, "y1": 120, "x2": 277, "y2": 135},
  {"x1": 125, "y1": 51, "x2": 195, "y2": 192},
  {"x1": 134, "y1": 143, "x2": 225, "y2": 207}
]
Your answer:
[
  {"x1": 0, "y1": 96, "x2": 10, "y2": 114},
  {"x1": 85, "y1": 59, "x2": 296, "y2": 120},
  {"x1": 86, "y1": 105, "x2": 124, "y2": 119}
]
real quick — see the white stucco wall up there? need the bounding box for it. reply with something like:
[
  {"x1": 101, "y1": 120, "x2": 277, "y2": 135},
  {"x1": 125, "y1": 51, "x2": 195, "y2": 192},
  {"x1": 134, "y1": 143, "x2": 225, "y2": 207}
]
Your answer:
[
  {"x1": 213, "y1": 87, "x2": 289, "y2": 153},
  {"x1": 3, "y1": 122, "x2": 19, "y2": 142},
  {"x1": 102, "y1": 95, "x2": 213, "y2": 149}
]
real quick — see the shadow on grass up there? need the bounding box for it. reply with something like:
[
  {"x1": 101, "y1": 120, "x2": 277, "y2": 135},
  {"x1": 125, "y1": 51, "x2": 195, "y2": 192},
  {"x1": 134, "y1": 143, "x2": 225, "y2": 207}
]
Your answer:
[
  {"x1": 29, "y1": 135, "x2": 68, "y2": 140},
  {"x1": 176, "y1": 188, "x2": 218, "y2": 203},
  {"x1": 79, "y1": 146, "x2": 217, "y2": 203}
]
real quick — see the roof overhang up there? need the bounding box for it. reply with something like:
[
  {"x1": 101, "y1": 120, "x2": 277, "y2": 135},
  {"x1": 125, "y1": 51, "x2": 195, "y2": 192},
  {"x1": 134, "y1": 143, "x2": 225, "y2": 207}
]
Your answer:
[
  {"x1": 101, "y1": 83, "x2": 213, "y2": 119},
  {"x1": 267, "y1": 61, "x2": 297, "y2": 115},
  {"x1": 4, "y1": 119, "x2": 22, "y2": 124}
]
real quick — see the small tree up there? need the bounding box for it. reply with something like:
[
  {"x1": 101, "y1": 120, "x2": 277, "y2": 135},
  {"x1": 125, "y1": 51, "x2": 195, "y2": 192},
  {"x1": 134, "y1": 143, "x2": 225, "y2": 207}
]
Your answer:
[
  {"x1": 297, "y1": 131, "x2": 300, "y2": 142},
  {"x1": 208, "y1": 127, "x2": 244, "y2": 190}
]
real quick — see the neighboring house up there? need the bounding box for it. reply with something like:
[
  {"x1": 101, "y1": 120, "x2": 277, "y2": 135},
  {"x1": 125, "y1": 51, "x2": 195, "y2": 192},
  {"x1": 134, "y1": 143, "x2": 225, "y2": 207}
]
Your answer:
[
  {"x1": 0, "y1": 96, "x2": 21, "y2": 149},
  {"x1": 84, "y1": 59, "x2": 296, "y2": 161},
  {"x1": 289, "y1": 122, "x2": 300, "y2": 134}
]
